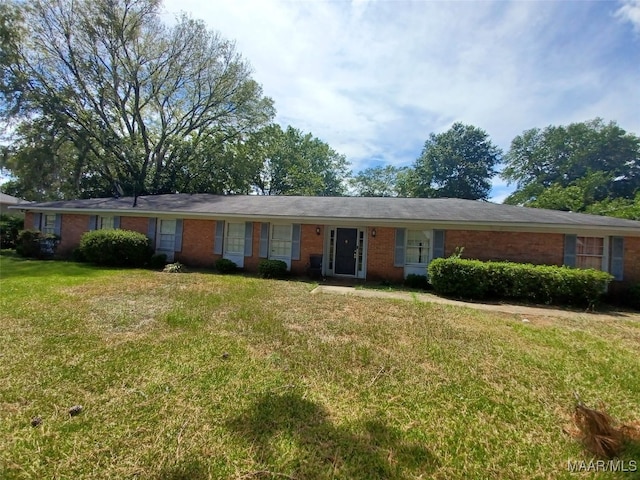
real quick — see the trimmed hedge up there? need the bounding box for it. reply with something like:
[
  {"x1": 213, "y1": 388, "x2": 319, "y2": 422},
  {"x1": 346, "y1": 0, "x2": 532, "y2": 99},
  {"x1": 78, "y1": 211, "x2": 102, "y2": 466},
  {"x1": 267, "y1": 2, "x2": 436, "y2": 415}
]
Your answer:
[
  {"x1": 79, "y1": 229, "x2": 152, "y2": 267},
  {"x1": 215, "y1": 258, "x2": 238, "y2": 274},
  {"x1": 258, "y1": 259, "x2": 288, "y2": 279},
  {"x1": 428, "y1": 257, "x2": 613, "y2": 307},
  {"x1": 16, "y1": 229, "x2": 59, "y2": 259}
]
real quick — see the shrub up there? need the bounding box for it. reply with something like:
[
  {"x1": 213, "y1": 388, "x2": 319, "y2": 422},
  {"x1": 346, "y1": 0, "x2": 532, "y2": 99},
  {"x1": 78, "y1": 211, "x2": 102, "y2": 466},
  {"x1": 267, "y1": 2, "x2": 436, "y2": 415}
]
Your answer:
[
  {"x1": 258, "y1": 259, "x2": 288, "y2": 279},
  {"x1": 79, "y1": 229, "x2": 152, "y2": 267},
  {"x1": 149, "y1": 253, "x2": 168, "y2": 269},
  {"x1": 626, "y1": 283, "x2": 640, "y2": 310},
  {"x1": 404, "y1": 274, "x2": 430, "y2": 290},
  {"x1": 70, "y1": 247, "x2": 87, "y2": 263},
  {"x1": 15, "y1": 229, "x2": 59, "y2": 259},
  {"x1": 428, "y1": 257, "x2": 612, "y2": 307},
  {"x1": 0, "y1": 214, "x2": 24, "y2": 249},
  {"x1": 215, "y1": 258, "x2": 238, "y2": 274}
]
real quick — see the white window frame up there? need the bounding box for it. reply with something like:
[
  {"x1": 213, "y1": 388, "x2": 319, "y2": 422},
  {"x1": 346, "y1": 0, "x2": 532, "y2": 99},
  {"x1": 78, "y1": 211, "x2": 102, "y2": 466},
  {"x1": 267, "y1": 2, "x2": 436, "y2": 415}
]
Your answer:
[
  {"x1": 405, "y1": 229, "x2": 431, "y2": 265},
  {"x1": 98, "y1": 216, "x2": 114, "y2": 230},
  {"x1": 576, "y1": 236, "x2": 608, "y2": 271},
  {"x1": 224, "y1": 222, "x2": 245, "y2": 256},
  {"x1": 269, "y1": 224, "x2": 292, "y2": 259},
  {"x1": 156, "y1": 218, "x2": 176, "y2": 253},
  {"x1": 42, "y1": 214, "x2": 56, "y2": 235}
]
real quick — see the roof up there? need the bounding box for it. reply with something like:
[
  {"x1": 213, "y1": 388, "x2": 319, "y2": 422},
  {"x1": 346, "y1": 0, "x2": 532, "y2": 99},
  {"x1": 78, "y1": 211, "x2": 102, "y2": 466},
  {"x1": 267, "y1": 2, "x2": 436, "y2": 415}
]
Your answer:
[
  {"x1": 18, "y1": 193, "x2": 640, "y2": 234},
  {"x1": 0, "y1": 192, "x2": 31, "y2": 205}
]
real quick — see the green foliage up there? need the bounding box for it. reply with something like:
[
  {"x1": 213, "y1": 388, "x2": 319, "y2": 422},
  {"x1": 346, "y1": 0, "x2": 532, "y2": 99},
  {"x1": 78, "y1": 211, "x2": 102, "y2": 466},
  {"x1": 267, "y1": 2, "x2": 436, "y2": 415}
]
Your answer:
[
  {"x1": 503, "y1": 119, "x2": 640, "y2": 209},
  {"x1": 428, "y1": 257, "x2": 613, "y2": 307},
  {"x1": 0, "y1": 214, "x2": 23, "y2": 248},
  {"x1": 403, "y1": 274, "x2": 431, "y2": 290},
  {"x1": 413, "y1": 123, "x2": 501, "y2": 200},
  {"x1": 251, "y1": 124, "x2": 350, "y2": 196},
  {"x1": 214, "y1": 258, "x2": 238, "y2": 274},
  {"x1": 15, "y1": 229, "x2": 58, "y2": 258},
  {"x1": 350, "y1": 165, "x2": 411, "y2": 197},
  {"x1": 258, "y1": 259, "x2": 288, "y2": 278},
  {"x1": 2, "y1": 0, "x2": 274, "y2": 199},
  {"x1": 627, "y1": 283, "x2": 640, "y2": 310},
  {"x1": 79, "y1": 229, "x2": 152, "y2": 267},
  {"x1": 149, "y1": 253, "x2": 168, "y2": 269}
]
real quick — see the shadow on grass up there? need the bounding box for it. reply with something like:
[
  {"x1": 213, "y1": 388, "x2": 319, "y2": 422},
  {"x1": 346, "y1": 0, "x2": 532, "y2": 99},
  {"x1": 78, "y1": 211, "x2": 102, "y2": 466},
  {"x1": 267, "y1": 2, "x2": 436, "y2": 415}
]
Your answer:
[
  {"x1": 228, "y1": 392, "x2": 438, "y2": 479},
  {"x1": 0, "y1": 253, "x2": 105, "y2": 279}
]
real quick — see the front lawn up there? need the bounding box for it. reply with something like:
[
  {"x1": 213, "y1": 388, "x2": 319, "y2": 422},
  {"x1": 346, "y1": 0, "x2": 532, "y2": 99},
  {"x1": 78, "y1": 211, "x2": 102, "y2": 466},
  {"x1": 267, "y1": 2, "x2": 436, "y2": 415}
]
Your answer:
[{"x1": 0, "y1": 254, "x2": 638, "y2": 479}]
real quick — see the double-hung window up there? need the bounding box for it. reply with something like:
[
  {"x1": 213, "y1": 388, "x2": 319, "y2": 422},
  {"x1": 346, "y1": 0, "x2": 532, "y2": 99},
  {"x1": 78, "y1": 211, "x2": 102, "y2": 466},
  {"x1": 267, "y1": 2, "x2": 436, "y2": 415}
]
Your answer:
[
  {"x1": 99, "y1": 216, "x2": 114, "y2": 230},
  {"x1": 158, "y1": 219, "x2": 177, "y2": 251},
  {"x1": 576, "y1": 236, "x2": 604, "y2": 270},
  {"x1": 225, "y1": 222, "x2": 245, "y2": 255},
  {"x1": 406, "y1": 230, "x2": 430, "y2": 264},
  {"x1": 42, "y1": 214, "x2": 57, "y2": 235},
  {"x1": 270, "y1": 225, "x2": 292, "y2": 258}
]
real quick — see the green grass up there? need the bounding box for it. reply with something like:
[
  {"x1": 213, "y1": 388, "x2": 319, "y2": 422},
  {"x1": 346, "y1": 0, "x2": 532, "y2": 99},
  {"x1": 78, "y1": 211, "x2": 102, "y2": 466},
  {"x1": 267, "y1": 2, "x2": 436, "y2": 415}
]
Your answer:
[{"x1": 1, "y1": 253, "x2": 639, "y2": 479}]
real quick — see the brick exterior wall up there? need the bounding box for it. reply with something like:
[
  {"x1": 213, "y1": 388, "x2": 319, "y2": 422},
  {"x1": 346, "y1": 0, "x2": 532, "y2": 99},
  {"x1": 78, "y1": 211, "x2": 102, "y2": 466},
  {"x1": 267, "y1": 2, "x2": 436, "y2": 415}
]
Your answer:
[
  {"x1": 17, "y1": 211, "x2": 640, "y2": 285},
  {"x1": 58, "y1": 214, "x2": 90, "y2": 256},
  {"x1": 291, "y1": 224, "x2": 325, "y2": 275},
  {"x1": 24, "y1": 212, "x2": 34, "y2": 230},
  {"x1": 623, "y1": 236, "x2": 640, "y2": 283},
  {"x1": 120, "y1": 216, "x2": 149, "y2": 236},
  {"x1": 444, "y1": 230, "x2": 565, "y2": 266},
  {"x1": 243, "y1": 222, "x2": 263, "y2": 271},
  {"x1": 365, "y1": 226, "x2": 404, "y2": 282},
  {"x1": 175, "y1": 219, "x2": 216, "y2": 267}
]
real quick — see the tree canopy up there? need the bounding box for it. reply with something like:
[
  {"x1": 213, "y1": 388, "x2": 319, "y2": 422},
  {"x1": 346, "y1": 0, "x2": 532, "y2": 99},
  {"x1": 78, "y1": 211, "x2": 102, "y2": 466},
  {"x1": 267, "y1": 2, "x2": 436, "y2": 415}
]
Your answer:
[
  {"x1": 251, "y1": 125, "x2": 350, "y2": 196},
  {"x1": 502, "y1": 119, "x2": 640, "y2": 209},
  {"x1": 1, "y1": 0, "x2": 274, "y2": 201},
  {"x1": 412, "y1": 123, "x2": 501, "y2": 200},
  {"x1": 349, "y1": 165, "x2": 414, "y2": 197}
]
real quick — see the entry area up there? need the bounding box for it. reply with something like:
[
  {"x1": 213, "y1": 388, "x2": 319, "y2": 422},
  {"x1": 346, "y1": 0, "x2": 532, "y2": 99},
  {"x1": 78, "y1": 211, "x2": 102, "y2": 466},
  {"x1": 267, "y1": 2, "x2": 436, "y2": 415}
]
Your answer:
[{"x1": 325, "y1": 227, "x2": 366, "y2": 278}]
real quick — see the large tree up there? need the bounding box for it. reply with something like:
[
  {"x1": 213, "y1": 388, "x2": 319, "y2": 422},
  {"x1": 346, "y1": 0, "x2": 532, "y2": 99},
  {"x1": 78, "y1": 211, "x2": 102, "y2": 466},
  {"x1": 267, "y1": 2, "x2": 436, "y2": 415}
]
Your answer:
[
  {"x1": 412, "y1": 123, "x2": 501, "y2": 200},
  {"x1": 502, "y1": 119, "x2": 640, "y2": 208},
  {"x1": 349, "y1": 165, "x2": 413, "y2": 197},
  {"x1": 1, "y1": 0, "x2": 274, "y2": 202},
  {"x1": 251, "y1": 125, "x2": 350, "y2": 196}
]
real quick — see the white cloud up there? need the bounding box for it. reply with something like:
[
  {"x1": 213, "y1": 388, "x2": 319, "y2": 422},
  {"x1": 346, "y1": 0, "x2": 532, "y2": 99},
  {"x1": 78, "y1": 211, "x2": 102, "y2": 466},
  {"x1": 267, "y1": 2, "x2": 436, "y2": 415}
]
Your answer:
[
  {"x1": 162, "y1": 0, "x2": 640, "y2": 199},
  {"x1": 616, "y1": 0, "x2": 640, "y2": 31}
]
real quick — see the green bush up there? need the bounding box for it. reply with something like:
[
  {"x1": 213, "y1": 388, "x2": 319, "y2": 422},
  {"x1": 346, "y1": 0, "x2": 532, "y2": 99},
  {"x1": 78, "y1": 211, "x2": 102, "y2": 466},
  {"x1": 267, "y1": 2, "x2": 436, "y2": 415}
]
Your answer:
[
  {"x1": 79, "y1": 229, "x2": 152, "y2": 267},
  {"x1": 215, "y1": 258, "x2": 238, "y2": 274},
  {"x1": 258, "y1": 259, "x2": 288, "y2": 279},
  {"x1": 428, "y1": 257, "x2": 613, "y2": 307},
  {"x1": 149, "y1": 253, "x2": 168, "y2": 269},
  {"x1": 626, "y1": 283, "x2": 640, "y2": 310},
  {"x1": 404, "y1": 274, "x2": 431, "y2": 290},
  {"x1": 15, "y1": 229, "x2": 59, "y2": 259},
  {"x1": 0, "y1": 214, "x2": 24, "y2": 249}
]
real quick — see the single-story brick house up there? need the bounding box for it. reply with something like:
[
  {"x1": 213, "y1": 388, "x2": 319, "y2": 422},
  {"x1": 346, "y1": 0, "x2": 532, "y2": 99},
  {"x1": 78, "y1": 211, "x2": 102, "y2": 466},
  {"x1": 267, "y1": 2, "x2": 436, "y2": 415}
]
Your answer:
[{"x1": 14, "y1": 194, "x2": 640, "y2": 285}]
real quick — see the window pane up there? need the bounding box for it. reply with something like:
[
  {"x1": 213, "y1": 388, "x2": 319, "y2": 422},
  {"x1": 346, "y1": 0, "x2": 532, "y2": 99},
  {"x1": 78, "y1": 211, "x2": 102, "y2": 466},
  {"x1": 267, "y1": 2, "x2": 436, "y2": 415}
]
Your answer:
[
  {"x1": 160, "y1": 219, "x2": 176, "y2": 234},
  {"x1": 43, "y1": 214, "x2": 56, "y2": 235},
  {"x1": 406, "y1": 230, "x2": 430, "y2": 264},
  {"x1": 225, "y1": 222, "x2": 245, "y2": 254},
  {"x1": 99, "y1": 216, "x2": 114, "y2": 230},
  {"x1": 270, "y1": 224, "x2": 292, "y2": 257},
  {"x1": 576, "y1": 236, "x2": 603, "y2": 270}
]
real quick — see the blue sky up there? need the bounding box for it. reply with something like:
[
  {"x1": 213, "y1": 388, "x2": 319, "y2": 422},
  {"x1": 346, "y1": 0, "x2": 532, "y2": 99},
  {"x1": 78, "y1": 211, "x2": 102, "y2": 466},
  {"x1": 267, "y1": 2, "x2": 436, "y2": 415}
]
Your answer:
[{"x1": 165, "y1": 0, "x2": 640, "y2": 202}]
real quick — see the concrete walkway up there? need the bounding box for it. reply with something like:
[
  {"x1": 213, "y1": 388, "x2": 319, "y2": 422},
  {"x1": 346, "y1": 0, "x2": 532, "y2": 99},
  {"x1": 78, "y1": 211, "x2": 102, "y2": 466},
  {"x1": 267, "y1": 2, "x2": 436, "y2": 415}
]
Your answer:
[{"x1": 310, "y1": 285, "x2": 640, "y2": 321}]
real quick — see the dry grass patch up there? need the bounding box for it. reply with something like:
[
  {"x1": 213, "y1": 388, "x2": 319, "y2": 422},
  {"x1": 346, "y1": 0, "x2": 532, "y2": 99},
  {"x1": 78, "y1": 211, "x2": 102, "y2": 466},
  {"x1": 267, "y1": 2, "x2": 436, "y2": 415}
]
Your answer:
[{"x1": 1, "y1": 255, "x2": 639, "y2": 479}]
